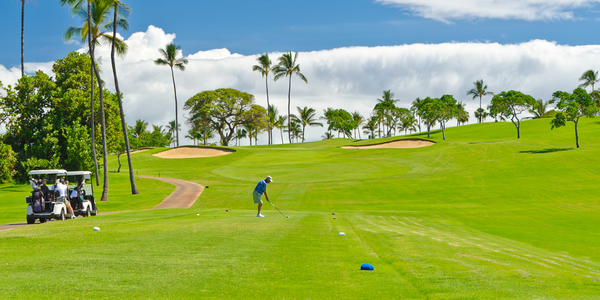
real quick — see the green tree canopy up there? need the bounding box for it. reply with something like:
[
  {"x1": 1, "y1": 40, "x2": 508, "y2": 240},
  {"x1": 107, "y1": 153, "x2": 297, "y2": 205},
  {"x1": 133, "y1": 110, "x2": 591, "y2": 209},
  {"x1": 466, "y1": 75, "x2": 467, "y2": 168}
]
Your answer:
[
  {"x1": 489, "y1": 90, "x2": 536, "y2": 139},
  {"x1": 184, "y1": 88, "x2": 257, "y2": 146},
  {"x1": 550, "y1": 87, "x2": 598, "y2": 148}
]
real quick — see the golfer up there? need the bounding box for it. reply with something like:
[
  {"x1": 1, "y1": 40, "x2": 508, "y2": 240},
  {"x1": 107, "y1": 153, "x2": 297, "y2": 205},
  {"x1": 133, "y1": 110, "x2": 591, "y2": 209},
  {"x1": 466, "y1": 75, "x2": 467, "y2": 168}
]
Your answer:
[{"x1": 253, "y1": 176, "x2": 272, "y2": 217}]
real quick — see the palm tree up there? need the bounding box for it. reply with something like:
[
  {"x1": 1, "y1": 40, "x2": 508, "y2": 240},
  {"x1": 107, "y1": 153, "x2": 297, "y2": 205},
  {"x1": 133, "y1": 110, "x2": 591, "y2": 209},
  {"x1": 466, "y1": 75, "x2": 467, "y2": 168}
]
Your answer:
[
  {"x1": 107, "y1": 0, "x2": 138, "y2": 194},
  {"x1": 165, "y1": 120, "x2": 179, "y2": 147},
  {"x1": 529, "y1": 99, "x2": 551, "y2": 119},
  {"x1": 579, "y1": 70, "x2": 600, "y2": 92},
  {"x1": 285, "y1": 119, "x2": 302, "y2": 143},
  {"x1": 467, "y1": 79, "x2": 493, "y2": 123},
  {"x1": 274, "y1": 115, "x2": 287, "y2": 144},
  {"x1": 456, "y1": 102, "x2": 469, "y2": 126},
  {"x1": 352, "y1": 111, "x2": 365, "y2": 139},
  {"x1": 235, "y1": 128, "x2": 247, "y2": 146},
  {"x1": 60, "y1": 0, "x2": 100, "y2": 186},
  {"x1": 273, "y1": 51, "x2": 308, "y2": 144},
  {"x1": 155, "y1": 43, "x2": 188, "y2": 147},
  {"x1": 244, "y1": 123, "x2": 256, "y2": 146},
  {"x1": 362, "y1": 116, "x2": 378, "y2": 139},
  {"x1": 64, "y1": 0, "x2": 127, "y2": 201},
  {"x1": 296, "y1": 106, "x2": 323, "y2": 142},
  {"x1": 267, "y1": 104, "x2": 278, "y2": 143},
  {"x1": 474, "y1": 108, "x2": 488, "y2": 123},
  {"x1": 376, "y1": 90, "x2": 399, "y2": 137},
  {"x1": 133, "y1": 119, "x2": 148, "y2": 141},
  {"x1": 399, "y1": 115, "x2": 418, "y2": 135},
  {"x1": 321, "y1": 132, "x2": 334, "y2": 140},
  {"x1": 18, "y1": 0, "x2": 37, "y2": 77},
  {"x1": 252, "y1": 53, "x2": 273, "y2": 145}
]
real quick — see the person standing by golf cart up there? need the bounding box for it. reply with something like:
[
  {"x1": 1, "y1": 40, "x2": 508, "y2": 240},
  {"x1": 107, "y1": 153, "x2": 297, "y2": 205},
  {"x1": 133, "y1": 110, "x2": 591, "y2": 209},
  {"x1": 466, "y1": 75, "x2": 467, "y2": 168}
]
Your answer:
[
  {"x1": 253, "y1": 176, "x2": 272, "y2": 217},
  {"x1": 55, "y1": 179, "x2": 76, "y2": 219}
]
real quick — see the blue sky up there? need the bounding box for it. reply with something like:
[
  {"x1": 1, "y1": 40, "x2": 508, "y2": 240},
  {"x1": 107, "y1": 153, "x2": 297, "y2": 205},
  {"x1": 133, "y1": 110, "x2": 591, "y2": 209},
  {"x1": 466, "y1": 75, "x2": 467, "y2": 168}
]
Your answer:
[
  {"x1": 3, "y1": 0, "x2": 600, "y2": 68},
  {"x1": 3, "y1": 1, "x2": 600, "y2": 144}
]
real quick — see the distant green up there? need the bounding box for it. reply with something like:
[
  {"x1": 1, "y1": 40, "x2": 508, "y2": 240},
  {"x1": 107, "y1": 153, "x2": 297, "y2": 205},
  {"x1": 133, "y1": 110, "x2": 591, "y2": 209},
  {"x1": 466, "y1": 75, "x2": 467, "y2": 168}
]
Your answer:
[{"x1": 1, "y1": 118, "x2": 599, "y2": 299}]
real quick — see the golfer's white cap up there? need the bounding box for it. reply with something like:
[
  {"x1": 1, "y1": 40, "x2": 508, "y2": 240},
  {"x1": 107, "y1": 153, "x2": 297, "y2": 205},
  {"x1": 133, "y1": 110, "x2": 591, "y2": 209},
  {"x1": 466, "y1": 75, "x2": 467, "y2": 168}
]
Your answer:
[{"x1": 266, "y1": 175, "x2": 273, "y2": 182}]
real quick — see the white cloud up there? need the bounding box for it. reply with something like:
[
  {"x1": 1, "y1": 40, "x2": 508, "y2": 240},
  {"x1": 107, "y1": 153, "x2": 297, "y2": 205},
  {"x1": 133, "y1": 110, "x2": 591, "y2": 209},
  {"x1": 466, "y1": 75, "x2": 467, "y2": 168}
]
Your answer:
[
  {"x1": 376, "y1": 0, "x2": 600, "y2": 22},
  {"x1": 2, "y1": 25, "x2": 600, "y2": 145}
]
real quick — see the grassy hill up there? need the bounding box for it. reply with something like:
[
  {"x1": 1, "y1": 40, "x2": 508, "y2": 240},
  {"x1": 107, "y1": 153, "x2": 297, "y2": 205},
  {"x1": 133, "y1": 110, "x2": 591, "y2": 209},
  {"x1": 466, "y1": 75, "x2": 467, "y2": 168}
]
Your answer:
[{"x1": 1, "y1": 118, "x2": 599, "y2": 299}]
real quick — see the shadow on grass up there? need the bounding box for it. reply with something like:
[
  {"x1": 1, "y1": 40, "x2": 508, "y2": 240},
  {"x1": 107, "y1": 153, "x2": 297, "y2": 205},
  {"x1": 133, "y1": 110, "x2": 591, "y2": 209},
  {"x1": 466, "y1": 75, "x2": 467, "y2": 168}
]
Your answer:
[
  {"x1": 520, "y1": 148, "x2": 573, "y2": 154},
  {"x1": 0, "y1": 185, "x2": 27, "y2": 192}
]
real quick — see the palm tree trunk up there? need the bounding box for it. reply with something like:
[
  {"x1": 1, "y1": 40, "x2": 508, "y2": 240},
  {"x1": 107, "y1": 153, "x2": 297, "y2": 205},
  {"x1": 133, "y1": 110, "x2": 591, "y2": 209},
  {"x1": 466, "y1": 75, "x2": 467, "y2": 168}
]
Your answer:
[
  {"x1": 479, "y1": 95, "x2": 483, "y2": 123},
  {"x1": 87, "y1": 1, "x2": 100, "y2": 187},
  {"x1": 265, "y1": 76, "x2": 271, "y2": 145},
  {"x1": 170, "y1": 67, "x2": 179, "y2": 147},
  {"x1": 302, "y1": 125, "x2": 306, "y2": 142},
  {"x1": 280, "y1": 128, "x2": 284, "y2": 144},
  {"x1": 112, "y1": 5, "x2": 138, "y2": 195},
  {"x1": 20, "y1": 0, "x2": 25, "y2": 78},
  {"x1": 287, "y1": 75, "x2": 292, "y2": 144},
  {"x1": 91, "y1": 45, "x2": 109, "y2": 202},
  {"x1": 575, "y1": 118, "x2": 580, "y2": 148}
]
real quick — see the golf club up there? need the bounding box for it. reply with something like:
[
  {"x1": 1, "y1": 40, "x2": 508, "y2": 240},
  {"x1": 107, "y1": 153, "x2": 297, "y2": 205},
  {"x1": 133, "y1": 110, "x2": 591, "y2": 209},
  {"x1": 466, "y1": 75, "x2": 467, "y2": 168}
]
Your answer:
[{"x1": 268, "y1": 201, "x2": 288, "y2": 218}]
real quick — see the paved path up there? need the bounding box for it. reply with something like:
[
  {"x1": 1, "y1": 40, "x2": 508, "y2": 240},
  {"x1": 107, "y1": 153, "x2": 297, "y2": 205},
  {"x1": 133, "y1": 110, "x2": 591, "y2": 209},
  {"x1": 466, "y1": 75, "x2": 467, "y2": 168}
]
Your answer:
[{"x1": 0, "y1": 176, "x2": 204, "y2": 232}]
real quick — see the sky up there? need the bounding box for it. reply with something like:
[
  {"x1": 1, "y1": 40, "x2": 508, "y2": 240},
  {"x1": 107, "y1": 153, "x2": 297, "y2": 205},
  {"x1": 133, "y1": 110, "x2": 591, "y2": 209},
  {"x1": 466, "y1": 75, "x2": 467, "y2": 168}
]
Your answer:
[{"x1": 2, "y1": 0, "x2": 600, "y2": 145}]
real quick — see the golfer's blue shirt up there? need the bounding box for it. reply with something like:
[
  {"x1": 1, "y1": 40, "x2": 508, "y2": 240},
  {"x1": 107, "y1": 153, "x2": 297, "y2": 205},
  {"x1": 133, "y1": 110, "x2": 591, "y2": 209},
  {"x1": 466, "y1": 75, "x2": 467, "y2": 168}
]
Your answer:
[{"x1": 254, "y1": 180, "x2": 267, "y2": 195}]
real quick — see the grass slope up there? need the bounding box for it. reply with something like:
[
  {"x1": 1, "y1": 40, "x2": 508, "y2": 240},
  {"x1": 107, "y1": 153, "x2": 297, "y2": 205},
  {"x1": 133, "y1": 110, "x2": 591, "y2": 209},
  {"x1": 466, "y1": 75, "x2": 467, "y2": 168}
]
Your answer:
[{"x1": 1, "y1": 118, "x2": 599, "y2": 299}]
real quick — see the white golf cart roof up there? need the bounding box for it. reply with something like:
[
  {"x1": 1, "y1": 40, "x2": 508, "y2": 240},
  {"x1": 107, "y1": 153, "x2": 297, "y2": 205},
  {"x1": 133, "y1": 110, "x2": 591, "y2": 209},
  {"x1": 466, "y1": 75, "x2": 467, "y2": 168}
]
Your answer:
[
  {"x1": 66, "y1": 171, "x2": 92, "y2": 176},
  {"x1": 28, "y1": 169, "x2": 67, "y2": 176}
]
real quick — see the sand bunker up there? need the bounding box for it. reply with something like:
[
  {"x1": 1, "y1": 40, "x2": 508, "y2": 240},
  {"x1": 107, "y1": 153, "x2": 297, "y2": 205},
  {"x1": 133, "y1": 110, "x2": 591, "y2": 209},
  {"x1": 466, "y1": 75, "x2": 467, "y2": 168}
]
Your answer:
[
  {"x1": 153, "y1": 147, "x2": 235, "y2": 158},
  {"x1": 342, "y1": 139, "x2": 436, "y2": 149},
  {"x1": 130, "y1": 148, "x2": 151, "y2": 154}
]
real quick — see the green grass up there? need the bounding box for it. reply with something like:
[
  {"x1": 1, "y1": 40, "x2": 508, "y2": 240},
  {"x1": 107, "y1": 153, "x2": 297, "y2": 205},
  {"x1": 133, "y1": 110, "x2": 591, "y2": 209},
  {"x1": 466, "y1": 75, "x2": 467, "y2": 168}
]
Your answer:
[{"x1": 1, "y1": 118, "x2": 600, "y2": 299}]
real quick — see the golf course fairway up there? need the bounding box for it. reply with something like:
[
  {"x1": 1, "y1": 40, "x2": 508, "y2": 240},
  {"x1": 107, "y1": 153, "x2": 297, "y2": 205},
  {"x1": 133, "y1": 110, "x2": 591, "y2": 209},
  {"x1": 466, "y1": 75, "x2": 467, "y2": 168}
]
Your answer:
[{"x1": 1, "y1": 118, "x2": 599, "y2": 299}]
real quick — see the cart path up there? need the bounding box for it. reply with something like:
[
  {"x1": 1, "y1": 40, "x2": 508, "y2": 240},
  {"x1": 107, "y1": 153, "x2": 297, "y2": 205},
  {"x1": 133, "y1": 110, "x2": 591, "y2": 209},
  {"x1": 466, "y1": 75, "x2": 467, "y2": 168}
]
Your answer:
[{"x1": 0, "y1": 176, "x2": 204, "y2": 232}]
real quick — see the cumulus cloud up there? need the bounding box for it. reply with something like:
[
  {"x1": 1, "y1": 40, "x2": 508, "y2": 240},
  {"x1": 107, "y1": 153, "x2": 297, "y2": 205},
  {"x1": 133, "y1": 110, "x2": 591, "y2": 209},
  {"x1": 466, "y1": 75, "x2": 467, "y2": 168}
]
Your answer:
[
  {"x1": 376, "y1": 0, "x2": 600, "y2": 22},
  {"x1": 2, "y1": 25, "x2": 600, "y2": 145}
]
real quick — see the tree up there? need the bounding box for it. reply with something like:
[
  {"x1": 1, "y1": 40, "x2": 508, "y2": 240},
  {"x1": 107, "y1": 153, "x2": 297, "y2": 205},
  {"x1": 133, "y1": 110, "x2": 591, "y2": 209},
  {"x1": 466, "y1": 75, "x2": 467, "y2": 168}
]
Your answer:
[
  {"x1": 165, "y1": 120, "x2": 179, "y2": 147},
  {"x1": 18, "y1": 0, "x2": 37, "y2": 78},
  {"x1": 418, "y1": 95, "x2": 457, "y2": 140},
  {"x1": 579, "y1": 70, "x2": 599, "y2": 92},
  {"x1": 107, "y1": 0, "x2": 138, "y2": 194},
  {"x1": 184, "y1": 88, "x2": 256, "y2": 146},
  {"x1": 550, "y1": 87, "x2": 598, "y2": 148},
  {"x1": 63, "y1": 0, "x2": 127, "y2": 201},
  {"x1": 235, "y1": 128, "x2": 247, "y2": 146},
  {"x1": 274, "y1": 115, "x2": 287, "y2": 144},
  {"x1": 414, "y1": 97, "x2": 437, "y2": 138},
  {"x1": 528, "y1": 99, "x2": 555, "y2": 119},
  {"x1": 474, "y1": 108, "x2": 488, "y2": 123},
  {"x1": 399, "y1": 114, "x2": 418, "y2": 135},
  {"x1": 489, "y1": 90, "x2": 536, "y2": 139},
  {"x1": 323, "y1": 109, "x2": 354, "y2": 138},
  {"x1": 376, "y1": 90, "x2": 399, "y2": 137},
  {"x1": 154, "y1": 43, "x2": 188, "y2": 147},
  {"x1": 0, "y1": 142, "x2": 17, "y2": 183},
  {"x1": 455, "y1": 102, "x2": 469, "y2": 126},
  {"x1": 467, "y1": 79, "x2": 493, "y2": 123},
  {"x1": 273, "y1": 51, "x2": 307, "y2": 144},
  {"x1": 296, "y1": 106, "x2": 323, "y2": 142},
  {"x1": 252, "y1": 53, "x2": 274, "y2": 145},
  {"x1": 362, "y1": 116, "x2": 378, "y2": 139},
  {"x1": 321, "y1": 132, "x2": 334, "y2": 140},
  {"x1": 352, "y1": 111, "x2": 365, "y2": 139}
]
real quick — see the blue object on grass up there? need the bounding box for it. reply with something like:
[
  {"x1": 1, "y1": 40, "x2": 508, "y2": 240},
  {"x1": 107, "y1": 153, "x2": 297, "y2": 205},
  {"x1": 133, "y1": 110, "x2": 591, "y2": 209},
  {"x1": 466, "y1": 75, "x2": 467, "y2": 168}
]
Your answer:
[{"x1": 360, "y1": 264, "x2": 374, "y2": 271}]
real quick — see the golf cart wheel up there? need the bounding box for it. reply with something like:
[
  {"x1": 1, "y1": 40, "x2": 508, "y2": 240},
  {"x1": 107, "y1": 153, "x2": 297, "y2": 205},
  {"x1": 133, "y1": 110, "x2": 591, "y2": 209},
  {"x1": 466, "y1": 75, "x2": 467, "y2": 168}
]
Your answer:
[
  {"x1": 84, "y1": 207, "x2": 91, "y2": 217},
  {"x1": 91, "y1": 209, "x2": 98, "y2": 216},
  {"x1": 58, "y1": 209, "x2": 66, "y2": 221},
  {"x1": 26, "y1": 216, "x2": 35, "y2": 224},
  {"x1": 39, "y1": 218, "x2": 47, "y2": 223}
]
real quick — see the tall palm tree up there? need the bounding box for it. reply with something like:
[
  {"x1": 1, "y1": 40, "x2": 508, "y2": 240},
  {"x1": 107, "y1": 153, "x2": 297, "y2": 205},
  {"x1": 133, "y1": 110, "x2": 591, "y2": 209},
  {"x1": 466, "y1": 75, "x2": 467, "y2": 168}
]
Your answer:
[
  {"x1": 107, "y1": 0, "x2": 138, "y2": 194},
  {"x1": 64, "y1": 0, "x2": 127, "y2": 201},
  {"x1": 467, "y1": 79, "x2": 493, "y2": 123},
  {"x1": 244, "y1": 123, "x2": 256, "y2": 146},
  {"x1": 273, "y1": 51, "x2": 307, "y2": 144},
  {"x1": 165, "y1": 120, "x2": 178, "y2": 147},
  {"x1": 133, "y1": 119, "x2": 148, "y2": 141},
  {"x1": 252, "y1": 53, "x2": 273, "y2": 145},
  {"x1": 18, "y1": 0, "x2": 37, "y2": 77},
  {"x1": 376, "y1": 90, "x2": 398, "y2": 137},
  {"x1": 60, "y1": 0, "x2": 100, "y2": 186},
  {"x1": 352, "y1": 111, "x2": 365, "y2": 139},
  {"x1": 579, "y1": 70, "x2": 600, "y2": 92},
  {"x1": 154, "y1": 43, "x2": 188, "y2": 147},
  {"x1": 274, "y1": 115, "x2": 287, "y2": 144},
  {"x1": 362, "y1": 116, "x2": 378, "y2": 139},
  {"x1": 296, "y1": 106, "x2": 323, "y2": 142}
]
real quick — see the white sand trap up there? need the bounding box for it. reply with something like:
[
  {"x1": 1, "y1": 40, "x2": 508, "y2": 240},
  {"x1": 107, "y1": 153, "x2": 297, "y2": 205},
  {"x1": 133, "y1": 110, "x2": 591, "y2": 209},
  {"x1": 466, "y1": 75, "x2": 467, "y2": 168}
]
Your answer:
[
  {"x1": 342, "y1": 139, "x2": 435, "y2": 149},
  {"x1": 153, "y1": 146, "x2": 235, "y2": 158}
]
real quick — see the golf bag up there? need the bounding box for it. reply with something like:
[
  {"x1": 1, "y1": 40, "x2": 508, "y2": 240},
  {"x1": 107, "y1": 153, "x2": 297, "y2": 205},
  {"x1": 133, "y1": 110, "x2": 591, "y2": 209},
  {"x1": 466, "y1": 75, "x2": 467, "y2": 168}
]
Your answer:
[{"x1": 31, "y1": 189, "x2": 45, "y2": 213}]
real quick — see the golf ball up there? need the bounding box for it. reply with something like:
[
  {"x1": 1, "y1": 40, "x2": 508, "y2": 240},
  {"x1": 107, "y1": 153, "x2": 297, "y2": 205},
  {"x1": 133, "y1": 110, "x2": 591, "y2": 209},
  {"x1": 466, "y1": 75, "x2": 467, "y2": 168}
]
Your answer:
[
  {"x1": 196, "y1": 214, "x2": 199, "y2": 216},
  {"x1": 93, "y1": 227, "x2": 100, "y2": 231},
  {"x1": 339, "y1": 232, "x2": 346, "y2": 236}
]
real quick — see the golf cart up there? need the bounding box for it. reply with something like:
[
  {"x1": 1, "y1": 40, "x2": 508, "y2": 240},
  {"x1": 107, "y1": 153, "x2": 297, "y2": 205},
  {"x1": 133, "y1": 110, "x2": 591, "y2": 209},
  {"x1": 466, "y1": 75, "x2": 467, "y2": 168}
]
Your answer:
[
  {"x1": 65, "y1": 171, "x2": 98, "y2": 217},
  {"x1": 25, "y1": 169, "x2": 69, "y2": 224}
]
